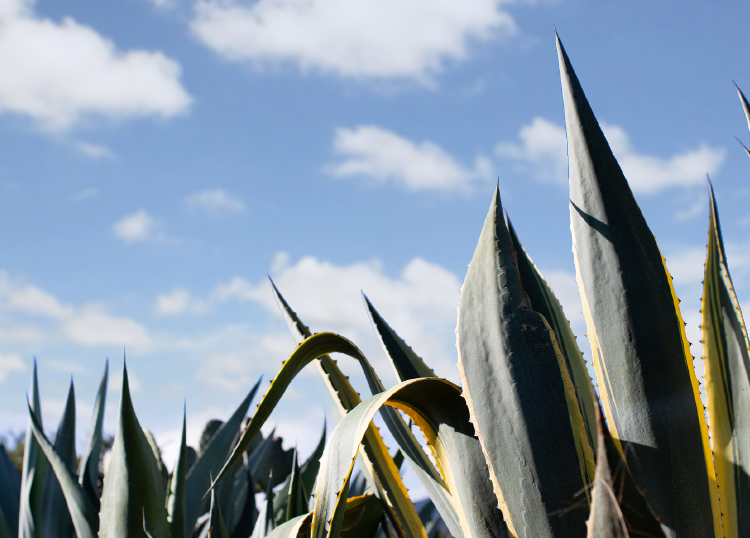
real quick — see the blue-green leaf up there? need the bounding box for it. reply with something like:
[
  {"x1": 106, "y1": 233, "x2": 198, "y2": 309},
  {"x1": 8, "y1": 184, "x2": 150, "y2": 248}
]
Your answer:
[
  {"x1": 208, "y1": 488, "x2": 229, "y2": 538},
  {"x1": 0, "y1": 443, "x2": 20, "y2": 536},
  {"x1": 251, "y1": 473, "x2": 276, "y2": 538},
  {"x1": 168, "y1": 407, "x2": 188, "y2": 538},
  {"x1": 99, "y1": 363, "x2": 170, "y2": 538},
  {"x1": 78, "y1": 360, "x2": 108, "y2": 509}
]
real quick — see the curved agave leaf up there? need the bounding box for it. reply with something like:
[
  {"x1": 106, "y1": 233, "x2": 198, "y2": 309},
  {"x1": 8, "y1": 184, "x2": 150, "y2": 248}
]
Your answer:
[
  {"x1": 557, "y1": 33, "x2": 720, "y2": 538},
  {"x1": 19, "y1": 359, "x2": 47, "y2": 538},
  {"x1": 265, "y1": 513, "x2": 313, "y2": 538},
  {"x1": 702, "y1": 180, "x2": 750, "y2": 538},
  {"x1": 457, "y1": 186, "x2": 594, "y2": 538},
  {"x1": 587, "y1": 402, "x2": 665, "y2": 538},
  {"x1": 26, "y1": 399, "x2": 98, "y2": 538},
  {"x1": 78, "y1": 360, "x2": 108, "y2": 509},
  {"x1": 40, "y1": 379, "x2": 76, "y2": 538},
  {"x1": 215, "y1": 319, "x2": 428, "y2": 538},
  {"x1": 271, "y1": 280, "x2": 458, "y2": 538},
  {"x1": 363, "y1": 294, "x2": 435, "y2": 380},
  {"x1": 0, "y1": 443, "x2": 20, "y2": 536},
  {"x1": 185, "y1": 378, "x2": 261, "y2": 533},
  {"x1": 99, "y1": 364, "x2": 170, "y2": 538},
  {"x1": 507, "y1": 218, "x2": 598, "y2": 452},
  {"x1": 312, "y1": 378, "x2": 506, "y2": 538},
  {"x1": 168, "y1": 407, "x2": 188, "y2": 538}
]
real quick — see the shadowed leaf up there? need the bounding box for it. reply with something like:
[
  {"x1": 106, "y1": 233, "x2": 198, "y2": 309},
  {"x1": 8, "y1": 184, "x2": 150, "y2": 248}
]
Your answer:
[
  {"x1": 0, "y1": 442, "x2": 21, "y2": 535},
  {"x1": 77, "y1": 360, "x2": 108, "y2": 509},
  {"x1": 19, "y1": 360, "x2": 48, "y2": 538},
  {"x1": 168, "y1": 406, "x2": 188, "y2": 538}
]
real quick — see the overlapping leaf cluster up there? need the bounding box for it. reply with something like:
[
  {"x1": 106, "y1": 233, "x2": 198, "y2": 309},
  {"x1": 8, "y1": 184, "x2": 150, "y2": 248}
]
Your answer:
[{"x1": 3, "y1": 35, "x2": 750, "y2": 538}]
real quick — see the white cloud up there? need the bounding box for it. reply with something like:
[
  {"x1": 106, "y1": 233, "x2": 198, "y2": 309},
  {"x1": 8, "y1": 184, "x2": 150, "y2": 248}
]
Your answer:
[
  {"x1": 0, "y1": 352, "x2": 25, "y2": 383},
  {"x1": 154, "y1": 289, "x2": 207, "y2": 316},
  {"x1": 62, "y1": 304, "x2": 152, "y2": 347},
  {"x1": 328, "y1": 125, "x2": 493, "y2": 192},
  {"x1": 190, "y1": 0, "x2": 516, "y2": 81},
  {"x1": 496, "y1": 117, "x2": 726, "y2": 193},
  {"x1": 0, "y1": 0, "x2": 191, "y2": 131},
  {"x1": 75, "y1": 142, "x2": 115, "y2": 159},
  {"x1": 113, "y1": 209, "x2": 162, "y2": 243},
  {"x1": 214, "y1": 252, "x2": 464, "y2": 380},
  {"x1": 185, "y1": 189, "x2": 246, "y2": 216},
  {"x1": 70, "y1": 188, "x2": 98, "y2": 201}
]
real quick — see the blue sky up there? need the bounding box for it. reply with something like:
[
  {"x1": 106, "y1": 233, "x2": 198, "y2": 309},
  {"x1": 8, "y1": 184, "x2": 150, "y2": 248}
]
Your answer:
[{"x1": 1, "y1": 0, "x2": 750, "y2": 482}]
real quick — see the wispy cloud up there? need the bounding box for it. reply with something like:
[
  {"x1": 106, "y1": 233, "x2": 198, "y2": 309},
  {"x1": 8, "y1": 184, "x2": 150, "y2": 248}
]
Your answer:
[
  {"x1": 191, "y1": 0, "x2": 517, "y2": 81},
  {"x1": 75, "y1": 142, "x2": 115, "y2": 159},
  {"x1": 328, "y1": 125, "x2": 493, "y2": 192},
  {"x1": 184, "y1": 189, "x2": 246, "y2": 216},
  {"x1": 70, "y1": 188, "x2": 98, "y2": 201},
  {"x1": 0, "y1": 0, "x2": 191, "y2": 131},
  {"x1": 154, "y1": 289, "x2": 208, "y2": 316},
  {"x1": 113, "y1": 209, "x2": 165, "y2": 243},
  {"x1": 0, "y1": 353, "x2": 25, "y2": 383},
  {"x1": 497, "y1": 117, "x2": 726, "y2": 193}
]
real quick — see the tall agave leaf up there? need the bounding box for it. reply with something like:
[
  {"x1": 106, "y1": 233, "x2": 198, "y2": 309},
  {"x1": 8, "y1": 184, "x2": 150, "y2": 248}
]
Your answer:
[
  {"x1": 251, "y1": 473, "x2": 276, "y2": 538},
  {"x1": 0, "y1": 443, "x2": 21, "y2": 535},
  {"x1": 19, "y1": 360, "x2": 48, "y2": 538},
  {"x1": 363, "y1": 292, "x2": 504, "y2": 538},
  {"x1": 77, "y1": 360, "x2": 108, "y2": 508},
  {"x1": 40, "y1": 379, "x2": 76, "y2": 538},
  {"x1": 557, "y1": 33, "x2": 720, "y2": 538},
  {"x1": 587, "y1": 402, "x2": 665, "y2": 538},
  {"x1": 26, "y1": 399, "x2": 98, "y2": 538},
  {"x1": 735, "y1": 82, "x2": 750, "y2": 159},
  {"x1": 185, "y1": 378, "x2": 261, "y2": 533},
  {"x1": 168, "y1": 406, "x2": 188, "y2": 538},
  {"x1": 213, "y1": 331, "x2": 427, "y2": 538},
  {"x1": 312, "y1": 377, "x2": 507, "y2": 538},
  {"x1": 702, "y1": 180, "x2": 750, "y2": 538},
  {"x1": 284, "y1": 449, "x2": 307, "y2": 523},
  {"x1": 507, "y1": 218, "x2": 598, "y2": 451},
  {"x1": 99, "y1": 363, "x2": 170, "y2": 538},
  {"x1": 456, "y1": 186, "x2": 594, "y2": 538},
  {"x1": 207, "y1": 489, "x2": 229, "y2": 538},
  {"x1": 270, "y1": 280, "x2": 458, "y2": 538}
]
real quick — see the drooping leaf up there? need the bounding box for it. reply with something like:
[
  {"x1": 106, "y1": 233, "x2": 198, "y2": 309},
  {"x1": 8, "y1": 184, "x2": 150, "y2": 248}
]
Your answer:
[
  {"x1": 214, "y1": 327, "x2": 429, "y2": 538},
  {"x1": 77, "y1": 360, "x2": 108, "y2": 509},
  {"x1": 251, "y1": 473, "x2": 276, "y2": 538},
  {"x1": 702, "y1": 179, "x2": 750, "y2": 538},
  {"x1": 40, "y1": 379, "x2": 76, "y2": 538},
  {"x1": 587, "y1": 402, "x2": 666, "y2": 538},
  {"x1": 185, "y1": 378, "x2": 261, "y2": 533},
  {"x1": 270, "y1": 280, "x2": 457, "y2": 538},
  {"x1": 341, "y1": 494, "x2": 383, "y2": 538},
  {"x1": 0, "y1": 443, "x2": 21, "y2": 536},
  {"x1": 19, "y1": 359, "x2": 48, "y2": 538},
  {"x1": 168, "y1": 406, "x2": 188, "y2": 538},
  {"x1": 507, "y1": 218, "x2": 598, "y2": 452},
  {"x1": 284, "y1": 449, "x2": 308, "y2": 523},
  {"x1": 363, "y1": 294, "x2": 435, "y2": 380},
  {"x1": 207, "y1": 488, "x2": 229, "y2": 538},
  {"x1": 557, "y1": 33, "x2": 720, "y2": 538},
  {"x1": 99, "y1": 363, "x2": 170, "y2": 538},
  {"x1": 312, "y1": 378, "x2": 507, "y2": 538},
  {"x1": 456, "y1": 186, "x2": 594, "y2": 538},
  {"x1": 26, "y1": 399, "x2": 98, "y2": 538}
]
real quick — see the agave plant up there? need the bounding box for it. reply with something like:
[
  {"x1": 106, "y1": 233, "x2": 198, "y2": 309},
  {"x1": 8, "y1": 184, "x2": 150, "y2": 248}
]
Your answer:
[{"x1": 5, "y1": 32, "x2": 750, "y2": 538}]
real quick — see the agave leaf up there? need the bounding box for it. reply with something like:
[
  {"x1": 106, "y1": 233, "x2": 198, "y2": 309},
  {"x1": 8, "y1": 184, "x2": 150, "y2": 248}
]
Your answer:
[
  {"x1": 185, "y1": 378, "x2": 261, "y2": 533},
  {"x1": 271, "y1": 281, "x2": 458, "y2": 538},
  {"x1": 144, "y1": 429, "x2": 169, "y2": 498},
  {"x1": 341, "y1": 494, "x2": 383, "y2": 538},
  {"x1": 363, "y1": 294, "x2": 435, "y2": 380},
  {"x1": 312, "y1": 378, "x2": 507, "y2": 538},
  {"x1": 228, "y1": 465, "x2": 257, "y2": 538},
  {"x1": 207, "y1": 489, "x2": 229, "y2": 538},
  {"x1": 19, "y1": 360, "x2": 48, "y2": 538},
  {"x1": 0, "y1": 443, "x2": 21, "y2": 535},
  {"x1": 284, "y1": 450, "x2": 308, "y2": 523},
  {"x1": 735, "y1": 82, "x2": 750, "y2": 136},
  {"x1": 0, "y1": 506, "x2": 11, "y2": 538},
  {"x1": 557, "y1": 33, "x2": 720, "y2": 538},
  {"x1": 26, "y1": 399, "x2": 98, "y2": 538},
  {"x1": 168, "y1": 407, "x2": 188, "y2": 538},
  {"x1": 457, "y1": 185, "x2": 595, "y2": 538},
  {"x1": 78, "y1": 360, "x2": 108, "y2": 508},
  {"x1": 251, "y1": 473, "x2": 276, "y2": 538},
  {"x1": 214, "y1": 329, "x2": 428, "y2": 538},
  {"x1": 40, "y1": 379, "x2": 76, "y2": 538},
  {"x1": 507, "y1": 218, "x2": 598, "y2": 452},
  {"x1": 587, "y1": 401, "x2": 665, "y2": 538},
  {"x1": 99, "y1": 364, "x2": 170, "y2": 538},
  {"x1": 702, "y1": 180, "x2": 750, "y2": 538},
  {"x1": 265, "y1": 513, "x2": 313, "y2": 538}
]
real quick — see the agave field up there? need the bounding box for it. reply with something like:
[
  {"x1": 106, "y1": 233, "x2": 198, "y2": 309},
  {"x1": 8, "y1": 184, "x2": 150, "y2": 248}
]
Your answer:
[{"x1": 3, "y1": 33, "x2": 750, "y2": 538}]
